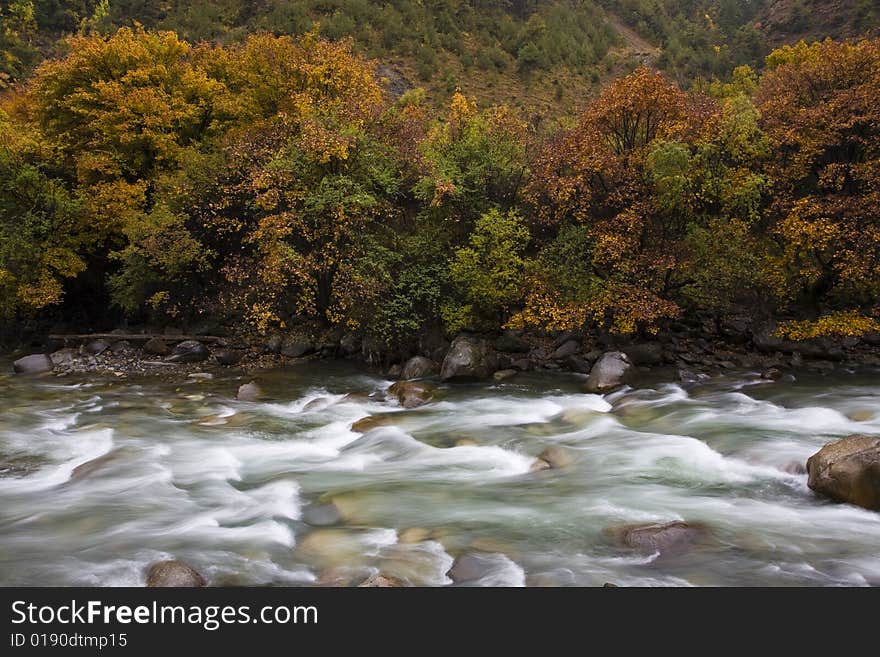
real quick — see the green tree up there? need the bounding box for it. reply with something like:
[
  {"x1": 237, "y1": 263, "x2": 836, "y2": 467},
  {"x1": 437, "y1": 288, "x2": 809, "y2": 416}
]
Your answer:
[{"x1": 444, "y1": 208, "x2": 530, "y2": 331}]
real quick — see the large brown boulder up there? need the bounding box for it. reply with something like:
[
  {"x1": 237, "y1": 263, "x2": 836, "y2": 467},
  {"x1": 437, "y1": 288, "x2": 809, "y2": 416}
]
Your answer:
[
  {"x1": 806, "y1": 435, "x2": 880, "y2": 510},
  {"x1": 145, "y1": 560, "x2": 206, "y2": 587},
  {"x1": 440, "y1": 336, "x2": 498, "y2": 382},
  {"x1": 388, "y1": 381, "x2": 435, "y2": 408}
]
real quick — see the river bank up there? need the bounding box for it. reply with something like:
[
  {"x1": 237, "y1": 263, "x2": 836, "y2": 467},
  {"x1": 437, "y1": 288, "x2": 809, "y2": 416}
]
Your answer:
[{"x1": 8, "y1": 318, "x2": 880, "y2": 390}]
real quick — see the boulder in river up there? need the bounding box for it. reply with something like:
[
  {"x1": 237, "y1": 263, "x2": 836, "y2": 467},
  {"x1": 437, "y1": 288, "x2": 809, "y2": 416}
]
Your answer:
[
  {"x1": 351, "y1": 414, "x2": 395, "y2": 433},
  {"x1": 538, "y1": 446, "x2": 574, "y2": 469},
  {"x1": 440, "y1": 335, "x2": 498, "y2": 382},
  {"x1": 388, "y1": 381, "x2": 435, "y2": 408},
  {"x1": 303, "y1": 502, "x2": 345, "y2": 527},
  {"x1": 607, "y1": 521, "x2": 709, "y2": 557},
  {"x1": 166, "y1": 340, "x2": 209, "y2": 363},
  {"x1": 143, "y1": 337, "x2": 171, "y2": 356},
  {"x1": 358, "y1": 573, "x2": 405, "y2": 587},
  {"x1": 145, "y1": 560, "x2": 206, "y2": 587},
  {"x1": 584, "y1": 351, "x2": 632, "y2": 393},
  {"x1": 236, "y1": 381, "x2": 263, "y2": 402},
  {"x1": 446, "y1": 551, "x2": 522, "y2": 586},
  {"x1": 806, "y1": 435, "x2": 880, "y2": 510},
  {"x1": 529, "y1": 458, "x2": 552, "y2": 473},
  {"x1": 401, "y1": 356, "x2": 437, "y2": 380},
  {"x1": 13, "y1": 354, "x2": 53, "y2": 375}
]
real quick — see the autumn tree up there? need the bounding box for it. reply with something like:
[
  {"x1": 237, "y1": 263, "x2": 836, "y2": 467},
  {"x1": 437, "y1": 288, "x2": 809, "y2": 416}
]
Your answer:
[
  {"x1": 520, "y1": 67, "x2": 701, "y2": 335},
  {"x1": 180, "y1": 33, "x2": 399, "y2": 330},
  {"x1": 758, "y1": 39, "x2": 880, "y2": 334}
]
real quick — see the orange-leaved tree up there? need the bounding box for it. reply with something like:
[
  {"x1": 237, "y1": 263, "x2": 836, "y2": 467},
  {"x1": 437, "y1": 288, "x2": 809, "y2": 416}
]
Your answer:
[
  {"x1": 759, "y1": 39, "x2": 880, "y2": 337},
  {"x1": 518, "y1": 67, "x2": 707, "y2": 335}
]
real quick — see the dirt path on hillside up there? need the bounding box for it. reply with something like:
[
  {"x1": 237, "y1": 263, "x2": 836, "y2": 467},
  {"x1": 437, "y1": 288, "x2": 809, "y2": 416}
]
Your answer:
[{"x1": 606, "y1": 13, "x2": 661, "y2": 56}]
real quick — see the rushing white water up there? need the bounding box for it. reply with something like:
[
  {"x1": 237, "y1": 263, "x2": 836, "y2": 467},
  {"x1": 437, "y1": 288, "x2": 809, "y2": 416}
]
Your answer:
[{"x1": 1, "y1": 360, "x2": 879, "y2": 586}]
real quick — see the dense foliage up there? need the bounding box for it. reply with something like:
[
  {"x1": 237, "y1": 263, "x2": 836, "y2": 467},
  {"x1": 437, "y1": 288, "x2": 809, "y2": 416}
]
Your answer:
[
  {"x1": 2, "y1": 24, "x2": 879, "y2": 348},
  {"x1": 3, "y1": 1, "x2": 878, "y2": 109}
]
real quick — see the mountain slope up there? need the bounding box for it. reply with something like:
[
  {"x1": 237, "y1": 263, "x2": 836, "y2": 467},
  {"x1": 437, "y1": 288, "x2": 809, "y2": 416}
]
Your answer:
[{"x1": 2, "y1": 0, "x2": 878, "y2": 112}]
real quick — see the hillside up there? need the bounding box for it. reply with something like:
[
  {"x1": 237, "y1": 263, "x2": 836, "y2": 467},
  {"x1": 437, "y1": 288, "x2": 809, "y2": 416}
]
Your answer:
[{"x1": 2, "y1": 1, "x2": 879, "y2": 113}]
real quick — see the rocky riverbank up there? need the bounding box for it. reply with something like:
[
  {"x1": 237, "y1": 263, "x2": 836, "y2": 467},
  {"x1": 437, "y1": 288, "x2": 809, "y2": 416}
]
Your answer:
[{"x1": 10, "y1": 319, "x2": 880, "y2": 388}]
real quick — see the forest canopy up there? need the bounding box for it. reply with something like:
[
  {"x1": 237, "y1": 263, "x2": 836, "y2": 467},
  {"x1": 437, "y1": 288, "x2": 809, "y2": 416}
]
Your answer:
[{"x1": 1, "y1": 19, "x2": 880, "y2": 350}]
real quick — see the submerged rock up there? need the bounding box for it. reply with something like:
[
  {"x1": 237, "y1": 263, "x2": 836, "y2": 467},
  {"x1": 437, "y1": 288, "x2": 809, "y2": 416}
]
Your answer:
[
  {"x1": 398, "y1": 527, "x2": 432, "y2": 544},
  {"x1": 145, "y1": 560, "x2": 206, "y2": 587},
  {"x1": 400, "y1": 356, "x2": 437, "y2": 380},
  {"x1": 493, "y1": 369, "x2": 518, "y2": 381},
  {"x1": 529, "y1": 458, "x2": 552, "y2": 473},
  {"x1": 783, "y1": 461, "x2": 807, "y2": 475},
  {"x1": 388, "y1": 381, "x2": 435, "y2": 408},
  {"x1": 236, "y1": 381, "x2": 263, "y2": 402},
  {"x1": 607, "y1": 521, "x2": 709, "y2": 556},
  {"x1": 440, "y1": 336, "x2": 498, "y2": 382},
  {"x1": 13, "y1": 354, "x2": 53, "y2": 375},
  {"x1": 351, "y1": 415, "x2": 395, "y2": 433},
  {"x1": 358, "y1": 573, "x2": 405, "y2": 587},
  {"x1": 537, "y1": 446, "x2": 574, "y2": 469},
  {"x1": 807, "y1": 435, "x2": 880, "y2": 510},
  {"x1": 446, "y1": 553, "x2": 494, "y2": 584},
  {"x1": 71, "y1": 451, "x2": 120, "y2": 480},
  {"x1": 584, "y1": 351, "x2": 632, "y2": 393},
  {"x1": 303, "y1": 502, "x2": 344, "y2": 527},
  {"x1": 446, "y1": 551, "x2": 522, "y2": 586}
]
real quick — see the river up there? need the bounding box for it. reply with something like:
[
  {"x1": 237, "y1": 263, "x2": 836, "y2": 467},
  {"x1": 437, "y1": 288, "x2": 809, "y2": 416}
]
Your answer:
[{"x1": 1, "y1": 359, "x2": 878, "y2": 586}]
